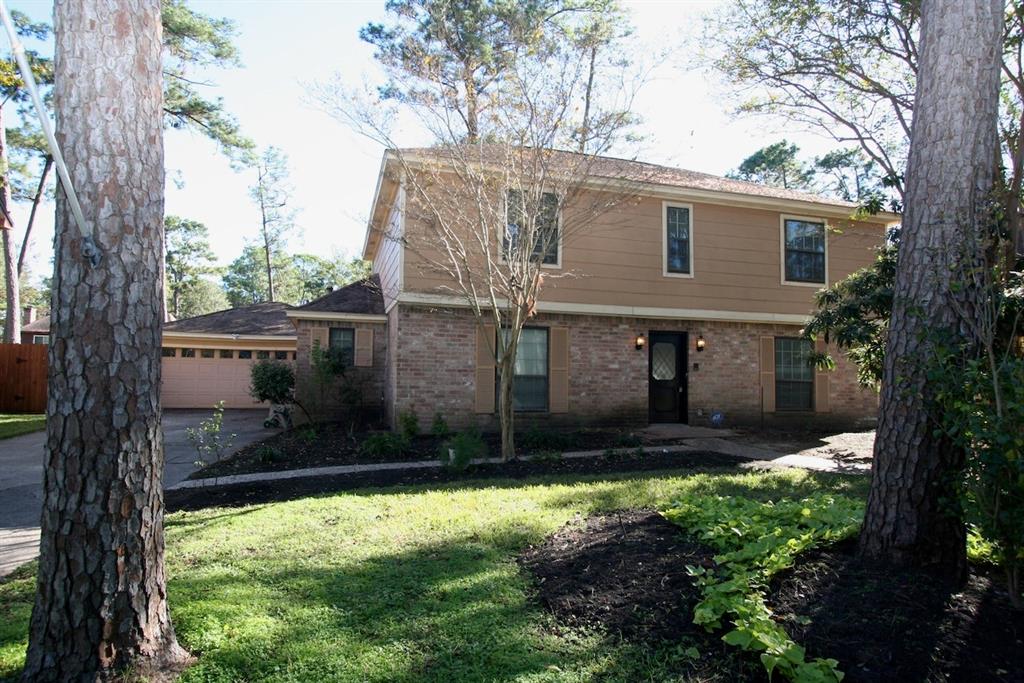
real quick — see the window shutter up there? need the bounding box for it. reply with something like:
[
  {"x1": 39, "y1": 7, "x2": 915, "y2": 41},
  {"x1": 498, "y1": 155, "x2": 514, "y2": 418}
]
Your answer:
[
  {"x1": 549, "y1": 327, "x2": 569, "y2": 413},
  {"x1": 759, "y1": 336, "x2": 776, "y2": 413},
  {"x1": 310, "y1": 327, "x2": 328, "y2": 367},
  {"x1": 355, "y1": 328, "x2": 374, "y2": 367},
  {"x1": 474, "y1": 324, "x2": 496, "y2": 413},
  {"x1": 814, "y1": 338, "x2": 831, "y2": 413}
]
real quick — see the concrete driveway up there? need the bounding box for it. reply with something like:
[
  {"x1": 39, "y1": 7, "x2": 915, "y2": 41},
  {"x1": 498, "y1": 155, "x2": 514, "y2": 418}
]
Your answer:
[{"x1": 0, "y1": 409, "x2": 271, "y2": 578}]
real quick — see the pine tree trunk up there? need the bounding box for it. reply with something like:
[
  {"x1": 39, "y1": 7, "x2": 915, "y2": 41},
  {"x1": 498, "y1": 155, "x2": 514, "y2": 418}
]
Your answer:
[
  {"x1": 858, "y1": 0, "x2": 1003, "y2": 579},
  {"x1": 21, "y1": 1, "x2": 190, "y2": 680},
  {"x1": 1, "y1": 110, "x2": 21, "y2": 344}
]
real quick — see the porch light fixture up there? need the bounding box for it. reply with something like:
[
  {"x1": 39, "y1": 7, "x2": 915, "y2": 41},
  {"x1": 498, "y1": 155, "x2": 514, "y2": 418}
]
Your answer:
[
  {"x1": 635, "y1": 333, "x2": 646, "y2": 351},
  {"x1": 696, "y1": 335, "x2": 706, "y2": 352}
]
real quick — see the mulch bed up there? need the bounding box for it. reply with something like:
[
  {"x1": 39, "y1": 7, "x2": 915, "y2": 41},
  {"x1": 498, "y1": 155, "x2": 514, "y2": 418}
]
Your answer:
[
  {"x1": 167, "y1": 449, "x2": 744, "y2": 512},
  {"x1": 517, "y1": 510, "x2": 759, "y2": 680},
  {"x1": 190, "y1": 424, "x2": 670, "y2": 480},
  {"x1": 768, "y1": 539, "x2": 1024, "y2": 682},
  {"x1": 517, "y1": 513, "x2": 1023, "y2": 683}
]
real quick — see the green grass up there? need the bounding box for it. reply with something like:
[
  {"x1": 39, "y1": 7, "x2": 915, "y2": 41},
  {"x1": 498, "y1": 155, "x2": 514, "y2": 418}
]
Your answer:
[
  {"x1": 0, "y1": 415, "x2": 44, "y2": 440},
  {"x1": 0, "y1": 468, "x2": 868, "y2": 682}
]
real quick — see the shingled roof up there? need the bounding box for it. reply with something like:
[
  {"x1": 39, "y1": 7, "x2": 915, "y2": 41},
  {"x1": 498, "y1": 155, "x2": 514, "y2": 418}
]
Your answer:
[
  {"x1": 392, "y1": 145, "x2": 867, "y2": 211},
  {"x1": 293, "y1": 275, "x2": 385, "y2": 315},
  {"x1": 163, "y1": 302, "x2": 295, "y2": 337}
]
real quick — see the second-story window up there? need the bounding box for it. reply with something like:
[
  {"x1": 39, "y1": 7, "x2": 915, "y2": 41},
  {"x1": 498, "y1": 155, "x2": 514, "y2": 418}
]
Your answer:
[
  {"x1": 505, "y1": 190, "x2": 559, "y2": 266},
  {"x1": 664, "y1": 203, "x2": 692, "y2": 276},
  {"x1": 783, "y1": 217, "x2": 826, "y2": 284}
]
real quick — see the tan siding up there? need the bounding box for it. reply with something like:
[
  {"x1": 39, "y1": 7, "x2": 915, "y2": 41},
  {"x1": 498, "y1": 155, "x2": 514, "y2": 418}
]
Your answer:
[{"x1": 401, "y1": 192, "x2": 886, "y2": 318}]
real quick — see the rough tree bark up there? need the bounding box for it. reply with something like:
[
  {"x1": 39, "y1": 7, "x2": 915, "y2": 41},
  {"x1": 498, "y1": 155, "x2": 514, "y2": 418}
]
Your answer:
[
  {"x1": 20, "y1": 1, "x2": 190, "y2": 680},
  {"x1": 1, "y1": 115, "x2": 20, "y2": 343},
  {"x1": 858, "y1": 0, "x2": 1004, "y2": 578}
]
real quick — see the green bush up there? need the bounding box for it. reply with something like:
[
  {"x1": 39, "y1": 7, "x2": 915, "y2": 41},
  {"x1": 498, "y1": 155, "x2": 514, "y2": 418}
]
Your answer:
[
  {"x1": 256, "y1": 445, "x2": 283, "y2": 464},
  {"x1": 439, "y1": 427, "x2": 486, "y2": 472},
  {"x1": 430, "y1": 412, "x2": 450, "y2": 439},
  {"x1": 663, "y1": 493, "x2": 863, "y2": 682},
  {"x1": 518, "y1": 425, "x2": 580, "y2": 452},
  {"x1": 249, "y1": 360, "x2": 295, "y2": 404},
  {"x1": 360, "y1": 432, "x2": 409, "y2": 459},
  {"x1": 398, "y1": 410, "x2": 419, "y2": 441}
]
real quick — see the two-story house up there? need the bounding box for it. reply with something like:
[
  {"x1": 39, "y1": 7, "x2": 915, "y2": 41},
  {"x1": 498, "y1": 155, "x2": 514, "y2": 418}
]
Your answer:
[{"x1": 287, "y1": 148, "x2": 897, "y2": 430}]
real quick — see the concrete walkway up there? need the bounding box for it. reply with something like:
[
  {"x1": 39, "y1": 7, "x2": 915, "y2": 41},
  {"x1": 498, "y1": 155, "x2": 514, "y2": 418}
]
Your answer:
[
  {"x1": 0, "y1": 409, "x2": 271, "y2": 578},
  {"x1": 171, "y1": 432, "x2": 872, "y2": 491}
]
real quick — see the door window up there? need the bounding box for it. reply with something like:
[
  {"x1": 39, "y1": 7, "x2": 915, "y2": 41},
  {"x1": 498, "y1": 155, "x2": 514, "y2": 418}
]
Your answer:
[{"x1": 652, "y1": 342, "x2": 676, "y2": 380}]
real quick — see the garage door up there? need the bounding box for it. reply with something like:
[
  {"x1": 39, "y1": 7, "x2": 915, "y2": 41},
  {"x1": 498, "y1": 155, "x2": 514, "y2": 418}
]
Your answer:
[{"x1": 162, "y1": 354, "x2": 290, "y2": 409}]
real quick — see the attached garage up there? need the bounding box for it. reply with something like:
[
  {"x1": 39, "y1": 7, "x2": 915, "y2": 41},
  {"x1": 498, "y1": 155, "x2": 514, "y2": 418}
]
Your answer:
[{"x1": 161, "y1": 302, "x2": 297, "y2": 409}]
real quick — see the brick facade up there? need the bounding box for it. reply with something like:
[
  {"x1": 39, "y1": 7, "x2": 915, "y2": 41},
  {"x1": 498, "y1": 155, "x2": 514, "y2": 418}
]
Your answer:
[
  {"x1": 294, "y1": 318, "x2": 388, "y2": 421},
  {"x1": 386, "y1": 304, "x2": 878, "y2": 431}
]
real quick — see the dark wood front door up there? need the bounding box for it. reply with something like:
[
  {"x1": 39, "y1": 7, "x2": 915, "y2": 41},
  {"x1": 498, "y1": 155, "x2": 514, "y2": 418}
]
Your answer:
[{"x1": 648, "y1": 331, "x2": 688, "y2": 423}]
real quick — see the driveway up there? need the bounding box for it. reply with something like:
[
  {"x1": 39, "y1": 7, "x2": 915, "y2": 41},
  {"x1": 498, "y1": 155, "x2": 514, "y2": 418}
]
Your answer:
[{"x1": 0, "y1": 409, "x2": 271, "y2": 578}]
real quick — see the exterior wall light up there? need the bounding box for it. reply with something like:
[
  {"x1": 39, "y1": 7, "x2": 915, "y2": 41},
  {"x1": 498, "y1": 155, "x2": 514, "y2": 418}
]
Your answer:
[
  {"x1": 696, "y1": 335, "x2": 706, "y2": 352},
  {"x1": 635, "y1": 333, "x2": 646, "y2": 351}
]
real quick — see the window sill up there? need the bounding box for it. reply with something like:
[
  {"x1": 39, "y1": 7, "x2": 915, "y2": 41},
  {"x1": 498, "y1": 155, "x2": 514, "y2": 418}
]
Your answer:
[{"x1": 781, "y1": 279, "x2": 826, "y2": 288}]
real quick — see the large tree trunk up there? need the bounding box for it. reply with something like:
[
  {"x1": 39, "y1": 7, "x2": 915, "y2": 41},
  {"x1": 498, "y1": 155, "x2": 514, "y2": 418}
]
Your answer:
[
  {"x1": 858, "y1": 0, "x2": 1003, "y2": 578},
  {"x1": 497, "y1": 359, "x2": 515, "y2": 461},
  {"x1": 21, "y1": 1, "x2": 190, "y2": 680},
  {"x1": 1, "y1": 111, "x2": 20, "y2": 344}
]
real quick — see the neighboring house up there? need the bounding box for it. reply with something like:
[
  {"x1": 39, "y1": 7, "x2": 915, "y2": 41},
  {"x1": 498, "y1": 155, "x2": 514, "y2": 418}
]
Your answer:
[
  {"x1": 323, "y1": 148, "x2": 898, "y2": 430},
  {"x1": 20, "y1": 307, "x2": 49, "y2": 345},
  {"x1": 21, "y1": 302, "x2": 298, "y2": 409}
]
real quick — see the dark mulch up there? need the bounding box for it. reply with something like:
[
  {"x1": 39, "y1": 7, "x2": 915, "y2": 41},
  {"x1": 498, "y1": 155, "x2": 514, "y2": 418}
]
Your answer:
[
  {"x1": 190, "y1": 424, "x2": 668, "y2": 480},
  {"x1": 517, "y1": 510, "x2": 760, "y2": 680},
  {"x1": 519, "y1": 509, "x2": 714, "y2": 641},
  {"x1": 166, "y1": 450, "x2": 743, "y2": 512},
  {"x1": 768, "y1": 538, "x2": 1024, "y2": 682}
]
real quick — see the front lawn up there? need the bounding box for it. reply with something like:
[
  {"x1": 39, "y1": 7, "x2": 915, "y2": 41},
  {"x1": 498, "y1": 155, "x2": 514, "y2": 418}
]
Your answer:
[
  {"x1": 0, "y1": 468, "x2": 865, "y2": 682},
  {"x1": 0, "y1": 415, "x2": 44, "y2": 440}
]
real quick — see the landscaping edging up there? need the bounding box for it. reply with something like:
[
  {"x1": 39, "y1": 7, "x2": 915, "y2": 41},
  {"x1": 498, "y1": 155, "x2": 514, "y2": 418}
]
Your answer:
[{"x1": 170, "y1": 444, "x2": 717, "y2": 490}]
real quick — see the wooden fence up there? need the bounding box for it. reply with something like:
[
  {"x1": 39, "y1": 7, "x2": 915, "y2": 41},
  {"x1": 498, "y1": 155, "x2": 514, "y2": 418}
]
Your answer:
[{"x1": 0, "y1": 343, "x2": 47, "y2": 413}]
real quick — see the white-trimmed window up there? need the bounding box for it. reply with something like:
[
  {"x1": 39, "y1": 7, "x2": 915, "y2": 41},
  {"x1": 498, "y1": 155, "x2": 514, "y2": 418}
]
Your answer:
[
  {"x1": 33, "y1": 334, "x2": 49, "y2": 345},
  {"x1": 504, "y1": 190, "x2": 560, "y2": 267},
  {"x1": 781, "y1": 216, "x2": 827, "y2": 285},
  {"x1": 663, "y1": 202, "x2": 693, "y2": 277}
]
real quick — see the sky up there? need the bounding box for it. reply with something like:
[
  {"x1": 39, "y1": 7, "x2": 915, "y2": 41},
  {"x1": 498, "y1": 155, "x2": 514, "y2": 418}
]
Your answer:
[{"x1": 6, "y1": 0, "x2": 842, "y2": 288}]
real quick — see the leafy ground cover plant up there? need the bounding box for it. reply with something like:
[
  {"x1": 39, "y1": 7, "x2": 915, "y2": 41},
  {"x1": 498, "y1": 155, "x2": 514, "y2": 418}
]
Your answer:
[
  {"x1": 439, "y1": 427, "x2": 487, "y2": 471},
  {"x1": 663, "y1": 493, "x2": 864, "y2": 682}
]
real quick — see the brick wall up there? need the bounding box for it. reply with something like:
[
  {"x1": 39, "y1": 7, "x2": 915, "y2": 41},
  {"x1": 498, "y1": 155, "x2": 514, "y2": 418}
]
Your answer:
[
  {"x1": 391, "y1": 304, "x2": 878, "y2": 431},
  {"x1": 294, "y1": 318, "x2": 388, "y2": 421}
]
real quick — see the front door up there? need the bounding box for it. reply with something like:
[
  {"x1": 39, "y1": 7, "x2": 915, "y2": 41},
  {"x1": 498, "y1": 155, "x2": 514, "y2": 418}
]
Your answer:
[{"x1": 648, "y1": 331, "x2": 688, "y2": 423}]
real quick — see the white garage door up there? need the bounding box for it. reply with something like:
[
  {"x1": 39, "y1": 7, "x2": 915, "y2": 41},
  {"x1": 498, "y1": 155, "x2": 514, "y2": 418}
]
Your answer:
[{"x1": 162, "y1": 355, "x2": 287, "y2": 409}]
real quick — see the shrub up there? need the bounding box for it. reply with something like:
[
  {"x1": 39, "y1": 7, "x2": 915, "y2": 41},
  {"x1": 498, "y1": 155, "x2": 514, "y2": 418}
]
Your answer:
[
  {"x1": 250, "y1": 360, "x2": 295, "y2": 405},
  {"x1": 360, "y1": 432, "x2": 409, "y2": 460},
  {"x1": 613, "y1": 432, "x2": 642, "y2": 448},
  {"x1": 398, "y1": 411, "x2": 419, "y2": 441},
  {"x1": 439, "y1": 427, "x2": 486, "y2": 472},
  {"x1": 187, "y1": 401, "x2": 237, "y2": 469},
  {"x1": 256, "y1": 445, "x2": 282, "y2": 464},
  {"x1": 430, "y1": 412, "x2": 450, "y2": 439},
  {"x1": 518, "y1": 425, "x2": 580, "y2": 452}
]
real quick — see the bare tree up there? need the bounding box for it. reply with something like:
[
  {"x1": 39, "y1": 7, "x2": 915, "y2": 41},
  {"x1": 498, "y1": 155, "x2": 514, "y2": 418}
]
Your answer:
[
  {"x1": 249, "y1": 146, "x2": 296, "y2": 302},
  {"x1": 319, "y1": 25, "x2": 647, "y2": 460},
  {"x1": 858, "y1": 0, "x2": 1003, "y2": 577},
  {"x1": 21, "y1": 0, "x2": 190, "y2": 679}
]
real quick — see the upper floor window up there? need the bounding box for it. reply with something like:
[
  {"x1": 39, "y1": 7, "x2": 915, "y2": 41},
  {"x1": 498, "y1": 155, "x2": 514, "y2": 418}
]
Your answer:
[
  {"x1": 782, "y1": 217, "x2": 826, "y2": 284},
  {"x1": 329, "y1": 327, "x2": 355, "y2": 367},
  {"x1": 505, "y1": 190, "x2": 560, "y2": 266},
  {"x1": 663, "y1": 202, "x2": 693, "y2": 276}
]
